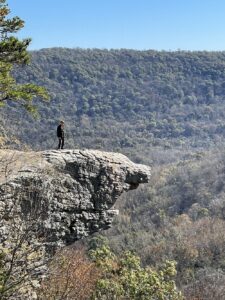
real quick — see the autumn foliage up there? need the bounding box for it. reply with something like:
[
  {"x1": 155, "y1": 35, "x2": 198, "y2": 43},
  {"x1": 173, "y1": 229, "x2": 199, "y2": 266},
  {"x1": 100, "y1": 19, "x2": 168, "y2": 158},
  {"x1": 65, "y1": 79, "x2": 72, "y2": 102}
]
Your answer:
[{"x1": 39, "y1": 246, "x2": 100, "y2": 300}]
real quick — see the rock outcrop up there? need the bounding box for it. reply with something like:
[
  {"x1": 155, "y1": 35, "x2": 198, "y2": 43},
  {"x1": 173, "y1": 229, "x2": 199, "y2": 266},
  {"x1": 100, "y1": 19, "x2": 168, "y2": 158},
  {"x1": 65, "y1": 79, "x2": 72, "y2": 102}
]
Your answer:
[
  {"x1": 0, "y1": 149, "x2": 151, "y2": 298},
  {"x1": 0, "y1": 149, "x2": 151, "y2": 246}
]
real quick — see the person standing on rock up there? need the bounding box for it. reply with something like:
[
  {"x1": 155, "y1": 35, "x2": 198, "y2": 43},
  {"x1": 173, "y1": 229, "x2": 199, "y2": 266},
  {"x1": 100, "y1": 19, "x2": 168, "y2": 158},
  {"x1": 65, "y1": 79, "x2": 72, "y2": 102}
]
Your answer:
[{"x1": 57, "y1": 120, "x2": 65, "y2": 149}]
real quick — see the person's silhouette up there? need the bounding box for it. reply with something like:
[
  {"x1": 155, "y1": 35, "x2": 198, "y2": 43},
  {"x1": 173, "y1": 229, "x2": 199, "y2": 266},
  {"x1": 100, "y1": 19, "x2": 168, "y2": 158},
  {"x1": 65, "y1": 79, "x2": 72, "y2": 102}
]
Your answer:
[{"x1": 57, "y1": 121, "x2": 64, "y2": 149}]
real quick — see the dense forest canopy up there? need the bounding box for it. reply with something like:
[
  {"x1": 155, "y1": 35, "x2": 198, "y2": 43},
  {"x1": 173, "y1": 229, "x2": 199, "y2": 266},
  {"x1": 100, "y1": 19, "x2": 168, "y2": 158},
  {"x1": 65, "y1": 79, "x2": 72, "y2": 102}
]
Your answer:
[{"x1": 1, "y1": 48, "x2": 225, "y2": 156}]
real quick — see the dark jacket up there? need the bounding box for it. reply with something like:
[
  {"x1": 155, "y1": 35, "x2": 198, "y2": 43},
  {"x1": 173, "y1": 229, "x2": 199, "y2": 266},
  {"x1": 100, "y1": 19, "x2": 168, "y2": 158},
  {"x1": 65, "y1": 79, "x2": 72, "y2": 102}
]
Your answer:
[{"x1": 57, "y1": 124, "x2": 64, "y2": 138}]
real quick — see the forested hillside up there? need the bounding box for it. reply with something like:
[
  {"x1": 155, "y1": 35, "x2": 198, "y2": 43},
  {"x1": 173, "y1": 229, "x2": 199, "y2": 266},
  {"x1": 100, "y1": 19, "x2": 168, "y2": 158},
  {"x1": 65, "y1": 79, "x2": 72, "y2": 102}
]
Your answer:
[
  {"x1": 2, "y1": 48, "x2": 225, "y2": 298},
  {"x1": 105, "y1": 148, "x2": 225, "y2": 298},
  {"x1": 2, "y1": 48, "x2": 225, "y2": 156}
]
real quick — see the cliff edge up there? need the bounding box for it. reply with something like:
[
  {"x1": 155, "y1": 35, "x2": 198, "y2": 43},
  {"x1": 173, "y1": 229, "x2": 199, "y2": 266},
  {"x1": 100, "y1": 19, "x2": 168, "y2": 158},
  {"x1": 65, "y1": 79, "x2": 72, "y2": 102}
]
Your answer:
[{"x1": 0, "y1": 149, "x2": 151, "y2": 298}]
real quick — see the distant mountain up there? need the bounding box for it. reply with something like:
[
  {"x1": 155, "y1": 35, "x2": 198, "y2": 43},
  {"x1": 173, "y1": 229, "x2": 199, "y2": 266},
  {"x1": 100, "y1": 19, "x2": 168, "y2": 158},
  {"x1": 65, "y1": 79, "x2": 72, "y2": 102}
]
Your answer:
[{"x1": 1, "y1": 48, "x2": 225, "y2": 159}]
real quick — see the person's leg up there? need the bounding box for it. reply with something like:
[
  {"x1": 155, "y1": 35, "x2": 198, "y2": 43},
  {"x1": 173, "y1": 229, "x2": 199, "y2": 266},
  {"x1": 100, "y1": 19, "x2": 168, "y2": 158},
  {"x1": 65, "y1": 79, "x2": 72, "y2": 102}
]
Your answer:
[
  {"x1": 61, "y1": 137, "x2": 64, "y2": 149},
  {"x1": 58, "y1": 138, "x2": 62, "y2": 149}
]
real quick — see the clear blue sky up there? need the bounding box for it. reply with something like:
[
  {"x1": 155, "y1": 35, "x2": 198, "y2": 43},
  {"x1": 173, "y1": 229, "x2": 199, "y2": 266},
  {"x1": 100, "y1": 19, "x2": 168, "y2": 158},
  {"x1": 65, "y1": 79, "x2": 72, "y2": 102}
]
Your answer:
[{"x1": 7, "y1": 0, "x2": 225, "y2": 51}]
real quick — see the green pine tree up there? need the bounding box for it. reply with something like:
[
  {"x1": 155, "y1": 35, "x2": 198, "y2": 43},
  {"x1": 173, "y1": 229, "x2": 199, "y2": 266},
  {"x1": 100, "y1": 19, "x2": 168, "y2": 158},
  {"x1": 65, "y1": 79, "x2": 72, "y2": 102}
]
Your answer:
[{"x1": 0, "y1": 0, "x2": 49, "y2": 115}]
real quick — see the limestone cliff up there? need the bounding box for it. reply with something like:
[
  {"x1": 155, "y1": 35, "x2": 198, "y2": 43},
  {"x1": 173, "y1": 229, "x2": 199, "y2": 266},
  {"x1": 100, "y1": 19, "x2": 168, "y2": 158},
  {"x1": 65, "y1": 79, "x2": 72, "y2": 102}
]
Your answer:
[{"x1": 0, "y1": 149, "x2": 151, "y2": 298}]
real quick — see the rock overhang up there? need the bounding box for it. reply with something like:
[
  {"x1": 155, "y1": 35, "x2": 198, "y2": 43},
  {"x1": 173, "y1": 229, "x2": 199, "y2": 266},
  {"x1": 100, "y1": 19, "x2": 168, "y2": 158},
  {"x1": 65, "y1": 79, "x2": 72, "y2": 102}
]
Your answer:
[{"x1": 0, "y1": 149, "x2": 151, "y2": 247}]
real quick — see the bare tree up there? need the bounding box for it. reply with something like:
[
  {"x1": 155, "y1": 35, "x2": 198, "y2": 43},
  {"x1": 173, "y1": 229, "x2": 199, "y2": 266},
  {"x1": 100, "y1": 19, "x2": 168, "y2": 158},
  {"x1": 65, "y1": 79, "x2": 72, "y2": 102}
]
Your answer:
[
  {"x1": 183, "y1": 269, "x2": 225, "y2": 300},
  {"x1": 38, "y1": 245, "x2": 100, "y2": 300},
  {"x1": 0, "y1": 152, "x2": 49, "y2": 299}
]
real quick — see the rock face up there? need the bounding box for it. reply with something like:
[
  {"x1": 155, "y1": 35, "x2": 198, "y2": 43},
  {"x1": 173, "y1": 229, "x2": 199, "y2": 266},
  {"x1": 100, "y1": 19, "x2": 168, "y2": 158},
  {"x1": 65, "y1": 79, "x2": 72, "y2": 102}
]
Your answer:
[
  {"x1": 0, "y1": 149, "x2": 151, "y2": 298},
  {"x1": 0, "y1": 149, "x2": 151, "y2": 246}
]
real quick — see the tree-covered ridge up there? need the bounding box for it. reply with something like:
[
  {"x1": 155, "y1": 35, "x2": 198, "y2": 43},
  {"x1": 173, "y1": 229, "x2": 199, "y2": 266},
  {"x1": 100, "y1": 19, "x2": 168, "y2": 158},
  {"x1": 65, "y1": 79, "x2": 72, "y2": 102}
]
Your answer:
[{"x1": 4, "y1": 48, "x2": 225, "y2": 152}]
